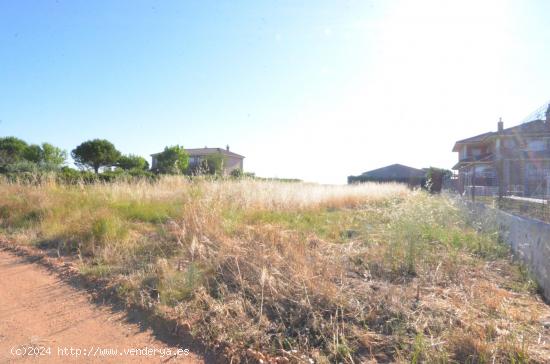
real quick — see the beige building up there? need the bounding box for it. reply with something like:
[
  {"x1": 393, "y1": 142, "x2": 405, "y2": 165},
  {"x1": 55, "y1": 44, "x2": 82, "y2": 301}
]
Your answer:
[{"x1": 151, "y1": 146, "x2": 244, "y2": 175}]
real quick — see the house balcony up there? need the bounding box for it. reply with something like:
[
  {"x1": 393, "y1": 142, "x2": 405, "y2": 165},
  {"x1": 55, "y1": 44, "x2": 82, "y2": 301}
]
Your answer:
[
  {"x1": 458, "y1": 153, "x2": 494, "y2": 162},
  {"x1": 453, "y1": 154, "x2": 495, "y2": 170}
]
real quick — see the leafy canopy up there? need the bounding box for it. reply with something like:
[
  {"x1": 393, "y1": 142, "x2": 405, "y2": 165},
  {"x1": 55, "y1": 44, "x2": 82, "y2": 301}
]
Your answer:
[
  {"x1": 23, "y1": 144, "x2": 43, "y2": 163},
  {"x1": 117, "y1": 154, "x2": 149, "y2": 171},
  {"x1": 425, "y1": 167, "x2": 453, "y2": 194},
  {"x1": 41, "y1": 143, "x2": 67, "y2": 166},
  {"x1": 155, "y1": 145, "x2": 189, "y2": 174},
  {"x1": 71, "y1": 139, "x2": 121, "y2": 174},
  {"x1": 0, "y1": 137, "x2": 66, "y2": 170},
  {"x1": 0, "y1": 136, "x2": 29, "y2": 166},
  {"x1": 22, "y1": 143, "x2": 66, "y2": 167},
  {"x1": 204, "y1": 153, "x2": 225, "y2": 175}
]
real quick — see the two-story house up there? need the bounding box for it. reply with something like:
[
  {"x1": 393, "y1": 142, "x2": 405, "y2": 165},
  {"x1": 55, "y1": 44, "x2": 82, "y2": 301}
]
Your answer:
[
  {"x1": 453, "y1": 103, "x2": 550, "y2": 197},
  {"x1": 151, "y1": 146, "x2": 244, "y2": 175}
]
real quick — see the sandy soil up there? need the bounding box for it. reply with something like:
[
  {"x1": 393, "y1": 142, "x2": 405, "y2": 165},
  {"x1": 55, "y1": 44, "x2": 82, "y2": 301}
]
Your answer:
[{"x1": 0, "y1": 249, "x2": 203, "y2": 363}]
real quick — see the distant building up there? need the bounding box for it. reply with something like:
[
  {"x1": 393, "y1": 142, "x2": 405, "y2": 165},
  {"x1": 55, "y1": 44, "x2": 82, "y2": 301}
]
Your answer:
[
  {"x1": 151, "y1": 146, "x2": 244, "y2": 175},
  {"x1": 452, "y1": 102, "x2": 550, "y2": 197},
  {"x1": 348, "y1": 164, "x2": 426, "y2": 186}
]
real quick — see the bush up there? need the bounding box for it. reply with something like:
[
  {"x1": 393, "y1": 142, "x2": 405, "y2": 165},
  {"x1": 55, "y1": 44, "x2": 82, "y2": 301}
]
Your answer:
[
  {"x1": 98, "y1": 170, "x2": 127, "y2": 183},
  {"x1": 2, "y1": 161, "x2": 63, "y2": 184},
  {"x1": 204, "y1": 153, "x2": 225, "y2": 175},
  {"x1": 128, "y1": 169, "x2": 157, "y2": 180},
  {"x1": 425, "y1": 167, "x2": 452, "y2": 194},
  {"x1": 230, "y1": 168, "x2": 243, "y2": 178},
  {"x1": 117, "y1": 154, "x2": 149, "y2": 171},
  {"x1": 154, "y1": 145, "x2": 189, "y2": 175},
  {"x1": 55, "y1": 167, "x2": 157, "y2": 185},
  {"x1": 99, "y1": 169, "x2": 157, "y2": 183},
  {"x1": 4, "y1": 160, "x2": 39, "y2": 173},
  {"x1": 57, "y1": 167, "x2": 98, "y2": 184}
]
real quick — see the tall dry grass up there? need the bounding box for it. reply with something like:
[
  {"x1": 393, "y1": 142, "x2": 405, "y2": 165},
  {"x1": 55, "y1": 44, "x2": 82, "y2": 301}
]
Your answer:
[{"x1": 0, "y1": 177, "x2": 548, "y2": 363}]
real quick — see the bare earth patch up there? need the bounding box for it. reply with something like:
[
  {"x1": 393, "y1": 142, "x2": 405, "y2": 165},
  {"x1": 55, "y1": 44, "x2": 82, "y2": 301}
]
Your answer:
[{"x1": 0, "y1": 249, "x2": 202, "y2": 363}]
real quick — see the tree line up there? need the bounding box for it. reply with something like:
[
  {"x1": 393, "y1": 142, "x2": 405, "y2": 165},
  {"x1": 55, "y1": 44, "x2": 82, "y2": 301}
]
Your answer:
[{"x1": 0, "y1": 137, "x2": 240, "y2": 179}]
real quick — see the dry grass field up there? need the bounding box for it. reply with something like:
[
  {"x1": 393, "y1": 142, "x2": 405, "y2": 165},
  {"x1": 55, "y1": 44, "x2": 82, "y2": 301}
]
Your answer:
[{"x1": 1, "y1": 177, "x2": 549, "y2": 363}]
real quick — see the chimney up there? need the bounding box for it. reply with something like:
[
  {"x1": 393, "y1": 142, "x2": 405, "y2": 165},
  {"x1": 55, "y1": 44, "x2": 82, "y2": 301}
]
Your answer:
[
  {"x1": 226, "y1": 144, "x2": 230, "y2": 151},
  {"x1": 498, "y1": 117, "x2": 503, "y2": 133}
]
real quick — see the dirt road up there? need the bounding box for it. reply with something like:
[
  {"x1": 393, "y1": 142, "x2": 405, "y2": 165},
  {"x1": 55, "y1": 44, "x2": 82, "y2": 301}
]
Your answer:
[{"x1": 0, "y1": 249, "x2": 203, "y2": 363}]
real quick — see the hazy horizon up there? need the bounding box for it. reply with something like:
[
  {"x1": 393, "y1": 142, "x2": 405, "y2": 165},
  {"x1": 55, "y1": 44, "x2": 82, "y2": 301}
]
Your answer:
[{"x1": 1, "y1": 0, "x2": 549, "y2": 184}]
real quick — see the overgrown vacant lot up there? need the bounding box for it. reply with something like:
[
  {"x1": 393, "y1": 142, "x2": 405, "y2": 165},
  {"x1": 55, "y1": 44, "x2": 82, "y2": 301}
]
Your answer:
[{"x1": 1, "y1": 177, "x2": 549, "y2": 363}]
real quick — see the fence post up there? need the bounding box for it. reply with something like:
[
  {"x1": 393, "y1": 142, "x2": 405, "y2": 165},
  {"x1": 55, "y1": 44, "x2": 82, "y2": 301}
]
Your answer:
[
  {"x1": 471, "y1": 165, "x2": 476, "y2": 202},
  {"x1": 497, "y1": 159, "x2": 504, "y2": 208}
]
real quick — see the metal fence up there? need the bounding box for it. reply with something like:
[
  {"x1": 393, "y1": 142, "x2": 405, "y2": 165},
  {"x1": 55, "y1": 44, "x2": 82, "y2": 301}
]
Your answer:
[{"x1": 467, "y1": 192, "x2": 550, "y2": 223}]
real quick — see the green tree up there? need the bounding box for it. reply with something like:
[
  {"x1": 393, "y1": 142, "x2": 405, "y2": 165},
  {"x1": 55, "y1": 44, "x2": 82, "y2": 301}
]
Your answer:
[
  {"x1": 204, "y1": 153, "x2": 225, "y2": 175},
  {"x1": 0, "y1": 136, "x2": 29, "y2": 166},
  {"x1": 41, "y1": 143, "x2": 67, "y2": 166},
  {"x1": 22, "y1": 143, "x2": 66, "y2": 166},
  {"x1": 71, "y1": 139, "x2": 121, "y2": 174},
  {"x1": 154, "y1": 145, "x2": 189, "y2": 174},
  {"x1": 117, "y1": 154, "x2": 149, "y2": 171},
  {"x1": 425, "y1": 167, "x2": 452, "y2": 194},
  {"x1": 23, "y1": 144, "x2": 43, "y2": 163}
]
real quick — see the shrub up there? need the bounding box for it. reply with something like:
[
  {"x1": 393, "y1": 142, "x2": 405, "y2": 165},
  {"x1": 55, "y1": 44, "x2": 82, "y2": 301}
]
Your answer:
[
  {"x1": 57, "y1": 167, "x2": 98, "y2": 184},
  {"x1": 128, "y1": 169, "x2": 157, "y2": 180},
  {"x1": 4, "y1": 160, "x2": 39, "y2": 173},
  {"x1": 117, "y1": 154, "x2": 149, "y2": 171},
  {"x1": 98, "y1": 170, "x2": 127, "y2": 183},
  {"x1": 98, "y1": 170, "x2": 156, "y2": 183},
  {"x1": 230, "y1": 168, "x2": 243, "y2": 178},
  {"x1": 154, "y1": 145, "x2": 189, "y2": 175},
  {"x1": 204, "y1": 153, "x2": 225, "y2": 175},
  {"x1": 425, "y1": 167, "x2": 452, "y2": 194}
]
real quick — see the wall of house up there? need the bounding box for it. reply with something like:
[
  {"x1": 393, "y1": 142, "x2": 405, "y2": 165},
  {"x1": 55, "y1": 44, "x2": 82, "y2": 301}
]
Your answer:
[
  {"x1": 463, "y1": 143, "x2": 491, "y2": 159},
  {"x1": 501, "y1": 136, "x2": 550, "y2": 154},
  {"x1": 466, "y1": 201, "x2": 550, "y2": 302},
  {"x1": 224, "y1": 155, "x2": 243, "y2": 173},
  {"x1": 151, "y1": 154, "x2": 243, "y2": 174},
  {"x1": 187, "y1": 154, "x2": 243, "y2": 174}
]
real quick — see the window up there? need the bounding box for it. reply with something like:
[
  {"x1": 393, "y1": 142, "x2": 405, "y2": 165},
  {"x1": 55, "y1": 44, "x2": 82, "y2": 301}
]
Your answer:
[
  {"x1": 504, "y1": 139, "x2": 515, "y2": 148},
  {"x1": 528, "y1": 139, "x2": 545, "y2": 151},
  {"x1": 460, "y1": 146, "x2": 466, "y2": 159}
]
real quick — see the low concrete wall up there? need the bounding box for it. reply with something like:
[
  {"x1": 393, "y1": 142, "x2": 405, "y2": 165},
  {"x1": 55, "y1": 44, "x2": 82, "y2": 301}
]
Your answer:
[{"x1": 466, "y1": 201, "x2": 550, "y2": 302}]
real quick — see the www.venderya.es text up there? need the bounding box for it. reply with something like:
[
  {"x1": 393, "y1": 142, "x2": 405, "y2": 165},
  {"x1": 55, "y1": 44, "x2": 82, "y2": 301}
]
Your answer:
[{"x1": 11, "y1": 345, "x2": 190, "y2": 358}]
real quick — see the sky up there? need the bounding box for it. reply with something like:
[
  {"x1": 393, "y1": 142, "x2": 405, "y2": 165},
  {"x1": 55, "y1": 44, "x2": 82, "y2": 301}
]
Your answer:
[{"x1": 1, "y1": 0, "x2": 549, "y2": 184}]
